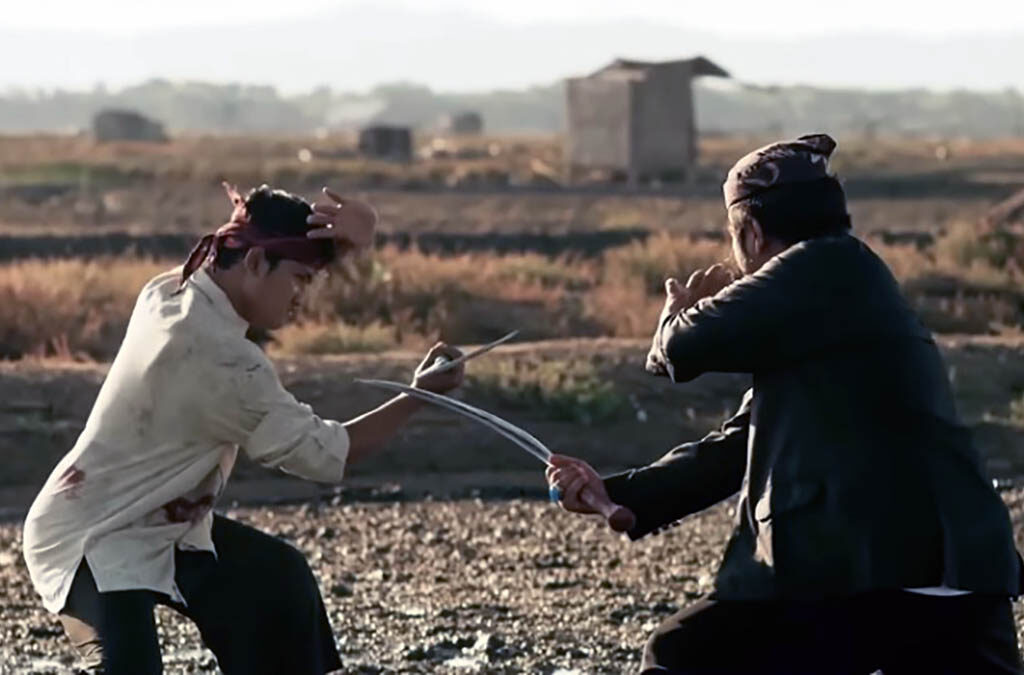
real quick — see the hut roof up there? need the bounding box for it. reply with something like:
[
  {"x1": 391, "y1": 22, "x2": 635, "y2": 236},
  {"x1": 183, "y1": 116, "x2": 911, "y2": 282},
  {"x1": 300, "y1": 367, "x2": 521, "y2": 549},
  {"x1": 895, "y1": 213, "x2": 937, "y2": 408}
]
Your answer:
[{"x1": 590, "y1": 56, "x2": 729, "y2": 79}]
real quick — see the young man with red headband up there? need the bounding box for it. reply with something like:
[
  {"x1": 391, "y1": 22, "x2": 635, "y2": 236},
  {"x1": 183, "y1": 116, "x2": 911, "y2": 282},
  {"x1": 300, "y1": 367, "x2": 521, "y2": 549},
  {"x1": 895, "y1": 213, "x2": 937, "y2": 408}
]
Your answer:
[{"x1": 23, "y1": 185, "x2": 464, "y2": 674}]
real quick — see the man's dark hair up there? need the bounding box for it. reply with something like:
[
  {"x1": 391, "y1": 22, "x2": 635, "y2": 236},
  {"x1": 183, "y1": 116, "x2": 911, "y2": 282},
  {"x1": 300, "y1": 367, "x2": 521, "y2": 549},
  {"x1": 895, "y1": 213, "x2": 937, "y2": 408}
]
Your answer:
[
  {"x1": 729, "y1": 176, "x2": 851, "y2": 245},
  {"x1": 213, "y1": 186, "x2": 333, "y2": 270}
]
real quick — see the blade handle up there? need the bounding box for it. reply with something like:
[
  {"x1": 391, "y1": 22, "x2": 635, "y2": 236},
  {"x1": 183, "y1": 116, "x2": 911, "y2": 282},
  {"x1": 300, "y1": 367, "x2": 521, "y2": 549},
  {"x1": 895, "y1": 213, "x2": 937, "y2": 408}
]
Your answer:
[
  {"x1": 579, "y1": 486, "x2": 637, "y2": 533},
  {"x1": 416, "y1": 355, "x2": 453, "y2": 379}
]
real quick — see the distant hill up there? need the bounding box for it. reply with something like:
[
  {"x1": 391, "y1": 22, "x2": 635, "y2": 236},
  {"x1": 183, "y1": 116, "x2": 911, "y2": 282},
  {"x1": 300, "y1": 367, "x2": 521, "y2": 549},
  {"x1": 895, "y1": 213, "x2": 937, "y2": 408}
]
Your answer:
[{"x1": 3, "y1": 6, "x2": 1023, "y2": 138}]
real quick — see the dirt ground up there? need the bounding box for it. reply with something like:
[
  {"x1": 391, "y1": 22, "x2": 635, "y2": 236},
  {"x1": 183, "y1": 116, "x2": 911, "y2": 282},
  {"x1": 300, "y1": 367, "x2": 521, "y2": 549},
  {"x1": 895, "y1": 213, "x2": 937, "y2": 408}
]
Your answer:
[
  {"x1": 1, "y1": 336, "x2": 1024, "y2": 673},
  {"x1": 3, "y1": 491, "x2": 1024, "y2": 674}
]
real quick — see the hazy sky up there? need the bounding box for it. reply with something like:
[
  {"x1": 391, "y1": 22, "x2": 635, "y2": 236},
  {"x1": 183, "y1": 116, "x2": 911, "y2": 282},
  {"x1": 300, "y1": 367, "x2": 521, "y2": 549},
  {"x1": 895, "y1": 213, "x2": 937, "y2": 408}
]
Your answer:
[
  {"x1": 7, "y1": 0, "x2": 1023, "y2": 35},
  {"x1": 3, "y1": 0, "x2": 1022, "y2": 92}
]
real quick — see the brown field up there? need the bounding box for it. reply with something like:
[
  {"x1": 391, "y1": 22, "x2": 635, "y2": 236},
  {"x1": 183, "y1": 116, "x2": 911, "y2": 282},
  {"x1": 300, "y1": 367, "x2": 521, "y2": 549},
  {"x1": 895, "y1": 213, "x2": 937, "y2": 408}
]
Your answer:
[
  {"x1": 1, "y1": 133, "x2": 1022, "y2": 467},
  {"x1": 2, "y1": 134, "x2": 1024, "y2": 670},
  {"x1": 1, "y1": 134, "x2": 1022, "y2": 362},
  {"x1": 2, "y1": 133, "x2": 1021, "y2": 364},
  {"x1": 1, "y1": 133, "x2": 1023, "y2": 238}
]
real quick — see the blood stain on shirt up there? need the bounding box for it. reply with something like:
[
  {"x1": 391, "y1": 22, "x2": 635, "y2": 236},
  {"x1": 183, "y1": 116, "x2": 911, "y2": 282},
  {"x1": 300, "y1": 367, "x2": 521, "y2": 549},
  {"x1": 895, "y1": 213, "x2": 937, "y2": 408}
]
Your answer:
[{"x1": 54, "y1": 465, "x2": 86, "y2": 499}]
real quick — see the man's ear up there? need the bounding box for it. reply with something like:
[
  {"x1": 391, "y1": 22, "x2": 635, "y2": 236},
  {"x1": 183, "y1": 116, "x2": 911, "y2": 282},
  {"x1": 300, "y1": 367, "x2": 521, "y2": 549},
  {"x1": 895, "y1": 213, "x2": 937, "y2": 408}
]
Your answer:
[
  {"x1": 746, "y1": 218, "x2": 766, "y2": 255},
  {"x1": 243, "y1": 248, "x2": 268, "y2": 276}
]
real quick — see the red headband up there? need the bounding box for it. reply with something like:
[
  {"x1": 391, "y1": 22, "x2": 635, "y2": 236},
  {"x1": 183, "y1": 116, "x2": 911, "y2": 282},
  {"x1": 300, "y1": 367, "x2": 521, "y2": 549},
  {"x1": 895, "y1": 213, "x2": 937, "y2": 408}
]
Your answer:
[{"x1": 180, "y1": 183, "x2": 334, "y2": 285}]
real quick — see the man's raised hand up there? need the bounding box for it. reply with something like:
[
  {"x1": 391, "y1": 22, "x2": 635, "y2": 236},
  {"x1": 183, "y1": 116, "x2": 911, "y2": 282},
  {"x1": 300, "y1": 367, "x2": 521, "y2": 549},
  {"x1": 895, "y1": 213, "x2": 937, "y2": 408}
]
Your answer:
[
  {"x1": 412, "y1": 342, "x2": 465, "y2": 394},
  {"x1": 661, "y1": 263, "x2": 735, "y2": 320},
  {"x1": 306, "y1": 187, "x2": 378, "y2": 249},
  {"x1": 649, "y1": 263, "x2": 736, "y2": 377}
]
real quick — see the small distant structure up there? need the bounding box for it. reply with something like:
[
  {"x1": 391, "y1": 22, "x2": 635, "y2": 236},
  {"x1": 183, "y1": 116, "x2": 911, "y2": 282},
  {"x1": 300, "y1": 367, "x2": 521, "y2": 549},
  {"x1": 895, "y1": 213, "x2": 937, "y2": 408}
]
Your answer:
[
  {"x1": 92, "y1": 109, "x2": 168, "y2": 143},
  {"x1": 983, "y1": 186, "x2": 1024, "y2": 228},
  {"x1": 439, "y1": 111, "x2": 484, "y2": 135},
  {"x1": 358, "y1": 125, "x2": 413, "y2": 161},
  {"x1": 565, "y1": 56, "x2": 729, "y2": 183}
]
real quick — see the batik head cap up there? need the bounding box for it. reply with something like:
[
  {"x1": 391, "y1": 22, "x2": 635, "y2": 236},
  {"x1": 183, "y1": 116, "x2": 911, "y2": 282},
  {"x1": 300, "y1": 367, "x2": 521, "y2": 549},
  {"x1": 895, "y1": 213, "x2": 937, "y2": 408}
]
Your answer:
[{"x1": 723, "y1": 134, "x2": 838, "y2": 208}]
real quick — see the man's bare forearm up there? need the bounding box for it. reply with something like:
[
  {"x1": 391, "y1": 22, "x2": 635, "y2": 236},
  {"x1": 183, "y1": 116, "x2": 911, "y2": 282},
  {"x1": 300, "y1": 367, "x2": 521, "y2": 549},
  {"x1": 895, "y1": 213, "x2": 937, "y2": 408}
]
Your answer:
[{"x1": 343, "y1": 394, "x2": 425, "y2": 464}]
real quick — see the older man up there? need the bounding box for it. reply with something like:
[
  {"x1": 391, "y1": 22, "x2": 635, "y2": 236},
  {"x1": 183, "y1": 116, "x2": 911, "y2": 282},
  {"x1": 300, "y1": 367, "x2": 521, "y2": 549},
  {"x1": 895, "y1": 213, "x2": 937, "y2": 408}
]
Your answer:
[
  {"x1": 23, "y1": 185, "x2": 464, "y2": 674},
  {"x1": 548, "y1": 135, "x2": 1023, "y2": 674}
]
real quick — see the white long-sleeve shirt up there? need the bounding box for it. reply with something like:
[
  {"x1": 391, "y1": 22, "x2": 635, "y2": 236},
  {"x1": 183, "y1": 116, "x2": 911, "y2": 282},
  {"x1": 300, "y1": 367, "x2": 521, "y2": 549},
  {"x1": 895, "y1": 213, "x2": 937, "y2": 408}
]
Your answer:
[{"x1": 23, "y1": 267, "x2": 349, "y2": 613}]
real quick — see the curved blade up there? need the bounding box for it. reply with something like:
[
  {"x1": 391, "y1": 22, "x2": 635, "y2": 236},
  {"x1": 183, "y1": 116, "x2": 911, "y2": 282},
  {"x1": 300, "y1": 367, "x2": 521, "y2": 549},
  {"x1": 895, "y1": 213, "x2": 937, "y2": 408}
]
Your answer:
[
  {"x1": 356, "y1": 378, "x2": 552, "y2": 465},
  {"x1": 416, "y1": 330, "x2": 520, "y2": 378}
]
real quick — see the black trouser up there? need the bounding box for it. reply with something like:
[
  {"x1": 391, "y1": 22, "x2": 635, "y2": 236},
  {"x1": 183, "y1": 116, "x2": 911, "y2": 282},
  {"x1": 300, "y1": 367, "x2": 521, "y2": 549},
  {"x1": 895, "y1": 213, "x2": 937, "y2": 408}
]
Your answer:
[
  {"x1": 642, "y1": 591, "x2": 1021, "y2": 674},
  {"x1": 58, "y1": 515, "x2": 341, "y2": 675}
]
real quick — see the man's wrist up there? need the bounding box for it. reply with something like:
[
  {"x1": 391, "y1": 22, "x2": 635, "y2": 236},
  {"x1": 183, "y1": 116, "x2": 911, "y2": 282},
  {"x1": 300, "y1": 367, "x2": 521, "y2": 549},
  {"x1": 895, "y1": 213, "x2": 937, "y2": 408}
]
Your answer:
[
  {"x1": 404, "y1": 385, "x2": 456, "y2": 398},
  {"x1": 398, "y1": 391, "x2": 426, "y2": 408}
]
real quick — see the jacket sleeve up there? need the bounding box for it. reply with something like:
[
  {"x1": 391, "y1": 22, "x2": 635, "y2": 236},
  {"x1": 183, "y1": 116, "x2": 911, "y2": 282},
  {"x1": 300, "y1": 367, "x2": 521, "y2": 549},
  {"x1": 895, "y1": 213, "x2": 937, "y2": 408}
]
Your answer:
[
  {"x1": 646, "y1": 241, "x2": 827, "y2": 383},
  {"x1": 603, "y1": 390, "x2": 751, "y2": 540}
]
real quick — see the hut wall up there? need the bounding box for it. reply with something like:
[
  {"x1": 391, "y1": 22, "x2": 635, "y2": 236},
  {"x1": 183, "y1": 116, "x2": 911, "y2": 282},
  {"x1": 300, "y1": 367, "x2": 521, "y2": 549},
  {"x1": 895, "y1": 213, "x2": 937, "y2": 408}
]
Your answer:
[{"x1": 566, "y1": 77, "x2": 633, "y2": 171}]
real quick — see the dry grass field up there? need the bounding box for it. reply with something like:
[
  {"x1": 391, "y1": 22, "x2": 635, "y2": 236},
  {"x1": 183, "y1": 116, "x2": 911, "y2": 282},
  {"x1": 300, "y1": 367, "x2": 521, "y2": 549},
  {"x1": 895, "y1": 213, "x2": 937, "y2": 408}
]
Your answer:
[{"x1": 0, "y1": 228, "x2": 1020, "y2": 361}]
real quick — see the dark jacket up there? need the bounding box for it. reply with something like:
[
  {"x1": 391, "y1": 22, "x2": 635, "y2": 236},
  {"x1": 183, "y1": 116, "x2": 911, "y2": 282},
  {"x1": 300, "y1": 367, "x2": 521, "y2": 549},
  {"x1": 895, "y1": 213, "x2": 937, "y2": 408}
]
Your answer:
[{"x1": 604, "y1": 234, "x2": 1021, "y2": 600}]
